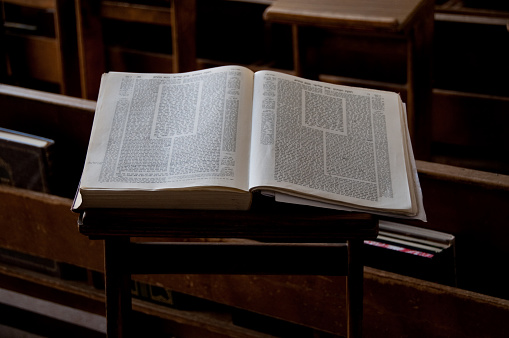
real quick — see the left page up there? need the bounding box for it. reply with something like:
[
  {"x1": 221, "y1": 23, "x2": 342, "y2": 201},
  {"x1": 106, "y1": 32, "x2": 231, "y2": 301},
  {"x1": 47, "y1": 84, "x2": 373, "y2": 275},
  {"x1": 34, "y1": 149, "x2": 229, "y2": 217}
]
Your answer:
[{"x1": 78, "y1": 66, "x2": 254, "y2": 197}]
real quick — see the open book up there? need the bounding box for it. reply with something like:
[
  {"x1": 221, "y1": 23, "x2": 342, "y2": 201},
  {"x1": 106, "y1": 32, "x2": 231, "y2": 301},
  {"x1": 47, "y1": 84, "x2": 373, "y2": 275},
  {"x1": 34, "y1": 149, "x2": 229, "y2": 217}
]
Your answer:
[{"x1": 72, "y1": 66, "x2": 425, "y2": 220}]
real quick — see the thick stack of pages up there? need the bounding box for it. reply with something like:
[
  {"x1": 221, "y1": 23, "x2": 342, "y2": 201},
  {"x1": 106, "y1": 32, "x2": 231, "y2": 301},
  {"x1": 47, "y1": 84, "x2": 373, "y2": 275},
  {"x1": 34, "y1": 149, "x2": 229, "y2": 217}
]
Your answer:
[
  {"x1": 73, "y1": 66, "x2": 425, "y2": 220},
  {"x1": 364, "y1": 220, "x2": 456, "y2": 285}
]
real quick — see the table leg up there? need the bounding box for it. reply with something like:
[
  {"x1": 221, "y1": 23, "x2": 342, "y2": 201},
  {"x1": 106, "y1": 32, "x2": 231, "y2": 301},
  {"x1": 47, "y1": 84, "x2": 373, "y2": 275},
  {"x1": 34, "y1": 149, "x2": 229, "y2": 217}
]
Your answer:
[
  {"x1": 104, "y1": 237, "x2": 131, "y2": 337},
  {"x1": 347, "y1": 239, "x2": 364, "y2": 338}
]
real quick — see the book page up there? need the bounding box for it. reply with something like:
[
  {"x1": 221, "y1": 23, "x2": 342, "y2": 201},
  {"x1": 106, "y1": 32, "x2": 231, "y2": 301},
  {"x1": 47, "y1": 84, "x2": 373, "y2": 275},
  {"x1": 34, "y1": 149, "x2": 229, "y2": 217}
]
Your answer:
[
  {"x1": 80, "y1": 66, "x2": 254, "y2": 192},
  {"x1": 249, "y1": 70, "x2": 414, "y2": 214}
]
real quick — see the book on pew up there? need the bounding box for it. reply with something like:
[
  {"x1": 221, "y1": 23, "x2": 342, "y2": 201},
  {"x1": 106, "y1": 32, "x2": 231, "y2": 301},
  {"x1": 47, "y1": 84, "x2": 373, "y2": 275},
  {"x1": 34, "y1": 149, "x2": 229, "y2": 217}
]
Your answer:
[
  {"x1": 364, "y1": 220, "x2": 456, "y2": 285},
  {"x1": 0, "y1": 127, "x2": 54, "y2": 193},
  {"x1": 72, "y1": 65, "x2": 425, "y2": 220}
]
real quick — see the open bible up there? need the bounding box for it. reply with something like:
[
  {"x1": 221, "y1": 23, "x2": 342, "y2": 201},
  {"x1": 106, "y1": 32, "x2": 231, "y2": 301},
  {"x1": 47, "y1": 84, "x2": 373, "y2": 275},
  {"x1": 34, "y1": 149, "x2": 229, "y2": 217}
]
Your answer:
[{"x1": 72, "y1": 66, "x2": 425, "y2": 220}]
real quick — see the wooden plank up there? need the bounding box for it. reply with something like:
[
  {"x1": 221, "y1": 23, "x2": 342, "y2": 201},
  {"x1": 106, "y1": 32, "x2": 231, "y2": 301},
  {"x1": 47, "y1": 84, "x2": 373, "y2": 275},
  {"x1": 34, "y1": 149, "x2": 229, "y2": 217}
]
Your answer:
[
  {"x1": 347, "y1": 239, "x2": 364, "y2": 338},
  {"x1": 436, "y1": 2, "x2": 509, "y2": 21},
  {"x1": 106, "y1": 46, "x2": 174, "y2": 73},
  {"x1": 0, "y1": 83, "x2": 96, "y2": 111},
  {"x1": 0, "y1": 287, "x2": 106, "y2": 334},
  {"x1": 0, "y1": 185, "x2": 104, "y2": 272},
  {"x1": 405, "y1": 0, "x2": 434, "y2": 160},
  {"x1": 0, "y1": 265, "x2": 277, "y2": 337},
  {"x1": 104, "y1": 237, "x2": 131, "y2": 338},
  {"x1": 79, "y1": 206, "x2": 377, "y2": 242},
  {"x1": 131, "y1": 266, "x2": 509, "y2": 337},
  {"x1": 128, "y1": 242, "x2": 349, "y2": 275},
  {"x1": 4, "y1": 34, "x2": 61, "y2": 84},
  {"x1": 171, "y1": 0, "x2": 197, "y2": 72},
  {"x1": 416, "y1": 159, "x2": 509, "y2": 190},
  {"x1": 3, "y1": 259, "x2": 509, "y2": 338},
  {"x1": 431, "y1": 90, "x2": 509, "y2": 149},
  {"x1": 363, "y1": 267, "x2": 509, "y2": 337},
  {"x1": 411, "y1": 161, "x2": 509, "y2": 299},
  {"x1": 263, "y1": 0, "x2": 429, "y2": 32},
  {"x1": 2, "y1": 0, "x2": 57, "y2": 10},
  {"x1": 53, "y1": 0, "x2": 82, "y2": 97},
  {"x1": 75, "y1": 0, "x2": 106, "y2": 100},
  {"x1": 101, "y1": 1, "x2": 173, "y2": 26}
]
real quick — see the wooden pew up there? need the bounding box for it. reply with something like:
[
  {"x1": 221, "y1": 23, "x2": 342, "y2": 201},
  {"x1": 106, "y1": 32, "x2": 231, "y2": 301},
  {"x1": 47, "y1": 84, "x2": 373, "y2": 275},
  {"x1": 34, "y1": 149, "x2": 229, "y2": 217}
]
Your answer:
[
  {"x1": 319, "y1": 74, "x2": 509, "y2": 175},
  {"x1": 410, "y1": 160, "x2": 509, "y2": 300},
  {"x1": 263, "y1": 0, "x2": 434, "y2": 160},
  {"x1": 0, "y1": 84, "x2": 95, "y2": 197},
  {"x1": 75, "y1": 0, "x2": 197, "y2": 100},
  {"x1": 1, "y1": 85, "x2": 509, "y2": 337},
  {"x1": 1, "y1": 0, "x2": 81, "y2": 96}
]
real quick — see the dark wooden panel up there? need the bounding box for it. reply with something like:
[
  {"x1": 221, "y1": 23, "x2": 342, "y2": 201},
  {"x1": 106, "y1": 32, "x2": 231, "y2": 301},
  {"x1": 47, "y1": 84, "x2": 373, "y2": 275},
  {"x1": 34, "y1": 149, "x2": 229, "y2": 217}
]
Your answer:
[
  {"x1": 79, "y1": 199, "x2": 379, "y2": 242},
  {"x1": 5, "y1": 35, "x2": 61, "y2": 84},
  {"x1": 128, "y1": 242, "x2": 349, "y2": 275},
  {"x1": 0, "y1": 185, "x2": 104, "y2": 272},
  {"x1": 101, "y1": 1, "x2": 173, "y2": 26}
]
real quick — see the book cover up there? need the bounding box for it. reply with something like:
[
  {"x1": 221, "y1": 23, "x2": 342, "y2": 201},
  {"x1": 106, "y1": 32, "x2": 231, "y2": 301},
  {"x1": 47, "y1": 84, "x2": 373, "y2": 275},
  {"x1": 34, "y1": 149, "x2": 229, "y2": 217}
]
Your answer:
[
  {"x1": 0, "y1": 127, "x2": 54, "y2": 193},
  {"x1": 364, "y1": 220, "x2": 457, "y2": 285}
]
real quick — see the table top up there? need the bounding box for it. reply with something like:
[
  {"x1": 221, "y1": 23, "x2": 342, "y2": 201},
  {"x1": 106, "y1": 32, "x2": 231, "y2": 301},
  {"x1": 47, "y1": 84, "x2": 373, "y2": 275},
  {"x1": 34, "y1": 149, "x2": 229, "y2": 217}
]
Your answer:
[
  {"x1": 264, "y1": 0, "x2": 431, "y2": 32},
  {"x1": 78, "y1": 193, "x2": 379, "y2": 242}
]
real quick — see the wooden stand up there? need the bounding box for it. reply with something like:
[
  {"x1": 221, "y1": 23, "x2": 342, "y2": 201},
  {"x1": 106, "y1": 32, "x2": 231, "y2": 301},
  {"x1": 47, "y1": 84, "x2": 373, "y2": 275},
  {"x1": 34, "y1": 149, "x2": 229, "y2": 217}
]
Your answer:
[
  {"x1": 78, "y1": 194, "x2": 378, "y2": 338},
  {"x1": 264, "y1": 0, "x2": 434, "y2": 160}
]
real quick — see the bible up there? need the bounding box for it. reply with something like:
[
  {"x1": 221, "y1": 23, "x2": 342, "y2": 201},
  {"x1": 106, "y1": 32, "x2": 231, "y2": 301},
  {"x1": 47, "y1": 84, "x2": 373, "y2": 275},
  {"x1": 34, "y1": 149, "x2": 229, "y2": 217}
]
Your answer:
[{"x1": 72, "y1": 66, "x2": 425, "y2": 220}]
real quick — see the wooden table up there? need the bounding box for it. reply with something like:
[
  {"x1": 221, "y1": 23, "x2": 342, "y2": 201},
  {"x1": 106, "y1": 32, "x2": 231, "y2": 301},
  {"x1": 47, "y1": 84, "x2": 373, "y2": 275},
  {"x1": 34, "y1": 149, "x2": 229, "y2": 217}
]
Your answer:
[{"x1": 78, "y1": 193, "x2": 378, "y2": 338}]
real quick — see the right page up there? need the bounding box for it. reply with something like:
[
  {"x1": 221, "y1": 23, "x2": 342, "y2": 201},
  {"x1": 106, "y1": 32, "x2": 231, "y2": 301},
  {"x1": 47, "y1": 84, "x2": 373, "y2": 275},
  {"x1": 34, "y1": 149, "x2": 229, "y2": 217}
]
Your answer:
[{"x1": 249, "y1": 70, "x2": 424, "y2": 220}]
